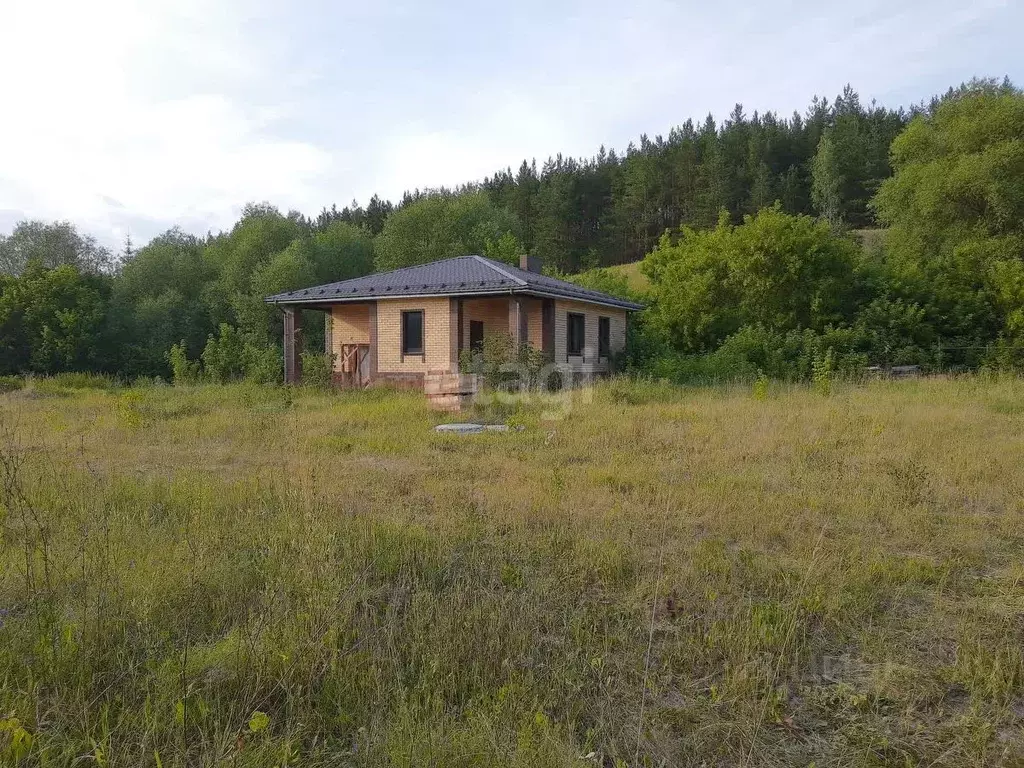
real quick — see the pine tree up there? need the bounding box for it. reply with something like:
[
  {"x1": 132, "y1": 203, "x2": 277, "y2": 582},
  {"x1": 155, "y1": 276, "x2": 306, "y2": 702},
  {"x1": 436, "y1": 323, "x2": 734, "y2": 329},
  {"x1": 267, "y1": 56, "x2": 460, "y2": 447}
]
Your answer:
[
  {"x1": 748, "y1": 162, "x2": 775, "y2": 213},
  {"x1": 694, "y1": 116, "x2": 727, "y2": 228}
]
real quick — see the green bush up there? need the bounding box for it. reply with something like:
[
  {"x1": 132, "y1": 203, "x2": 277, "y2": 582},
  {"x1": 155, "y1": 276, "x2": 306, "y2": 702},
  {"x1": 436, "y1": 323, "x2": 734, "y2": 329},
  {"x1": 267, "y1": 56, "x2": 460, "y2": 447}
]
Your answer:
[
  {"x1": 197, "y1": 325, "x2": 281, "y2": 384},
  {"x1": 0, "y1": 375, "x2": 24, "y2": 393},
  {"x1": 201, "y1": 324, "x2": 246, "y2": 383},
  {"x1": 981, "y1": 336, "x2": 1024, "y2": 373},
  {"x1": 300, "y1": 351, "x2": 333, "y2": 389},
  {"x1": 851, "y1": 298, "x2": 934, "y2": 368},
  {"x1": 641, "y1": 325, "x2": 873, "y2": 385},
  {"x1": 642, "y1": 206, "x2": 862, "y2": 353},
  {"x1": 168, "y1": 341, "x2": 201, "y2": 385},
  {"x1": 459, "y1": 332, "x2": 549, "y2": 391},
  {"x1": 812, "y1": 348, "x2": 835, "y2": 396},
  {"x1": 244, "y1": 344, "x2": 282, "y2": 384}
]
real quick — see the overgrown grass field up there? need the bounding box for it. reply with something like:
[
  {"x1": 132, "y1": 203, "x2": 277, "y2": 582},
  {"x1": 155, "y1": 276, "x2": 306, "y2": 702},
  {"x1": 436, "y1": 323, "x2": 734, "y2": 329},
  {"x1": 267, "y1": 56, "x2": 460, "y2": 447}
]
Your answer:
[{"x1": 1, "y1": 376, "x2": 1023, "y2": 766}]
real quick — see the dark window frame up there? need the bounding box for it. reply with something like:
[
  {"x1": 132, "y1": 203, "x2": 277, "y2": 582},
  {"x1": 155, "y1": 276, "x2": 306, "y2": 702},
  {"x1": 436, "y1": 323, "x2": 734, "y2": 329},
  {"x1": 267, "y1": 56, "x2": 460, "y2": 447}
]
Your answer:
[
  {"x1": 566, "y1": 312, "x2": 585, "y2": 357},
  {"x1": 598, "y1": 316, "x2": 610, "y2": 359},
  {"x1": 401, "y1": 309, "x2": 424, "y2": 356}
]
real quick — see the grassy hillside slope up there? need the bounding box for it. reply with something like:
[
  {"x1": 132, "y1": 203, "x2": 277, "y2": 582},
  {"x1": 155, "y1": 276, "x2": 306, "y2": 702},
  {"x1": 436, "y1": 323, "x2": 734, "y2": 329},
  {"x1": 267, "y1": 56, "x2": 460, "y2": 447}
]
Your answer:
[
  {"x1": 605, "y1": 261, "x2": 650, "y2": 293},
  {"x1": 1, "y1": 377, "x2": 1022, "y2": 766}
]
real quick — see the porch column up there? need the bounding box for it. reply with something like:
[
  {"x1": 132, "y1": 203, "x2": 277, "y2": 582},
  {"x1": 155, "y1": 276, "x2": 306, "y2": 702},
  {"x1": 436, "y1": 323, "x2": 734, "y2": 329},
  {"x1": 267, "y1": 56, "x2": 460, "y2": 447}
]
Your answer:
[
  {"x1": 283, "y1": 307, "x2": 303, "y2": 384},
  {"x1": 324, "y1": 309, "x2": 333, "y2": 357},
  {"x1": 449, "y1": 297, "x2": 463, "y2": 373},
  {"x1": 367, "y1": 301, "x2": 378, "y2": 382},
  {"x1": 541, "y1": 298, "x2": 555, "y2": 358},
  {"x1": 508, "y1": 297, "x2": 526, "y2": 349}
]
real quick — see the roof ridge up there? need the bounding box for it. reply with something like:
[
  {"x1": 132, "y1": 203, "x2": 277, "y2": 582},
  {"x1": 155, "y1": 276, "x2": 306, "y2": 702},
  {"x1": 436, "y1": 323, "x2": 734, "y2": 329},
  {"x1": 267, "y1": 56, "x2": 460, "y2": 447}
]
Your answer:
[
  {"x1": 471, "y1": 254, "x2": 527, "y2": 286},
  {"x1": 312, "y1": 254, "x2": 480, "y2": 292},
  {"x1": 265, "y1": 254, "x2": 496, "y2": 301},
  {"x1": 478, "y1": 256, "x2": 617, "y2": 298}
]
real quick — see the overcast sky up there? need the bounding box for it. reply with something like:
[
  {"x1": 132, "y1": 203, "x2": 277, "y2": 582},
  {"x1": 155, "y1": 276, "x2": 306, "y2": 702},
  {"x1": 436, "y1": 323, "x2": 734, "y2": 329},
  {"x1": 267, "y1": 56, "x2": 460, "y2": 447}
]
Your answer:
[{"x1": 0, "y1": 0, "x2": 1019, "y2": 248}]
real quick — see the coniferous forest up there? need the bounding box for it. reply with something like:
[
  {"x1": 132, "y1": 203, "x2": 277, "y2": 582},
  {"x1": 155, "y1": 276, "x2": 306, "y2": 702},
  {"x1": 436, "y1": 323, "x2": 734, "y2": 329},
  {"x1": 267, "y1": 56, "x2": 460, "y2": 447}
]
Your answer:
[{"x1": 1, "y1": 78, "x2": 1022, "y2": 383}]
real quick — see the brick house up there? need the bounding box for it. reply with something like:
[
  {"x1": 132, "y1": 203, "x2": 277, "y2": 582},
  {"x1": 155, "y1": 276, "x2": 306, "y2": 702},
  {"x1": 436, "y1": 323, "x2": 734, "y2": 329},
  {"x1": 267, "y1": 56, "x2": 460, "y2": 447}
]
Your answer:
[{"x1": 264, "y1": 254, "x2": 643, "y2": 389}]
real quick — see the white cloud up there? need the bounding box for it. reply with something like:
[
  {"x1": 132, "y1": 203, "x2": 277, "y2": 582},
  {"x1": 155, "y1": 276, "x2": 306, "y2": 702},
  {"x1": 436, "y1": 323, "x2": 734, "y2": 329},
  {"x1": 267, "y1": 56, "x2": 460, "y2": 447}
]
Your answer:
[
  {"x1": 373, "y1": 97, "x2": 572, "y2": 196},
  {"x1": 0, "y1": 0, "x2": 329, "y2": 244},
  {"x1": 0, "y1": 0, "x2": 1019, "y2": 247}
]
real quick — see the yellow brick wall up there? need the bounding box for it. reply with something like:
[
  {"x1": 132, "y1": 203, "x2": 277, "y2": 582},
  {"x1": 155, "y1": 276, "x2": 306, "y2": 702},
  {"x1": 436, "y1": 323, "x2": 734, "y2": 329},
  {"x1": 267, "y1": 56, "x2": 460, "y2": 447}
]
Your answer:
[
  {"x1": 327, "y1": 296, "x2": 627, "y2": 377},
  {"x1": 525, "y1": 298, "x2": 544, "y2": 349},
  {"x1": 553, "y1": 300, "x2": 627, "y2": 372},
  {"x1": 461, "y1": 297, "x2": 545, "y2": 350},
  {"x1": 329, "y1": 303, "x2": 371, "y2": 371},
  {"x1": 462, "y1": 298, "x2": 508, "y2": 344},
  {"x1": 376, "y1": 297, "x2": 453, "y2": 374}
]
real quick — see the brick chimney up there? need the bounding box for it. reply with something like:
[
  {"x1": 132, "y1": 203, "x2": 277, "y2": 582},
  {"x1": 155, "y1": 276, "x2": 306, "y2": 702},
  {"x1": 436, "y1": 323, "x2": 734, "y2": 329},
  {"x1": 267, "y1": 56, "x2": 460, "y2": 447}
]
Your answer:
[{"x1": 519, "y1": 254, "x2": 543, "y2": 273}]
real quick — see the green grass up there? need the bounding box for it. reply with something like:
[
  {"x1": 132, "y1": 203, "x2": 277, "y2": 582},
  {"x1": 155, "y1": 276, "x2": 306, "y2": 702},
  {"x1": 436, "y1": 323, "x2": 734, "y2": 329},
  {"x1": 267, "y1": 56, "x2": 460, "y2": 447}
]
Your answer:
[
  {"x1": 605, "y1": 260, "x2": 649, "y2": 293},
  {"x1": 1, "y1": 376, "x2": 1023, "y2": 766}
]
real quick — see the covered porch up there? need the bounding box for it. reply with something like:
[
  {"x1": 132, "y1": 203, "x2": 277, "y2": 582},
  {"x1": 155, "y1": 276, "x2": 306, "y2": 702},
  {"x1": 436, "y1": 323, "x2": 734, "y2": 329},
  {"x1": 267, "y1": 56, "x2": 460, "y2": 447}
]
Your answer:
[{"x1": 281, "y1": 294, "x2": 556, "y2": 387}]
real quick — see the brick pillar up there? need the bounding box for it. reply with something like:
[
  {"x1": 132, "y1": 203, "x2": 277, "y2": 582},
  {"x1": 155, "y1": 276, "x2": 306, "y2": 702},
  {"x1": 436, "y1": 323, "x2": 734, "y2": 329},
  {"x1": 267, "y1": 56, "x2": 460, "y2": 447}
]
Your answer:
[
  {"x1": 367, "y1": 301, "x2": 378, "y2": 382},
  {"x1": 541, "y1": 298, "x2": 554, "y2": 358},
  {"x1": 449, "y1": 297, "x2": 463, "y2": 373},
  {"x1": 508, "y1": 297, "x2": 526, "y2": 349},
  {"x1": 324, "y1": 309, "x2": 333, "y2": 356},
  {"x1": 283, "y1": 308, "x2": 303, "y2": 384}
]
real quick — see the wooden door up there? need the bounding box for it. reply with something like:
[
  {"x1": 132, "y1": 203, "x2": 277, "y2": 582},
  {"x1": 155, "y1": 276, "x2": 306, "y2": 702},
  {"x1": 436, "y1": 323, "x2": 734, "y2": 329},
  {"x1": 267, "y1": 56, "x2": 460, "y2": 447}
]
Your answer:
[
  {"x1": 339, "y1": 344, "x2": 371, "y2": 388},
  {"x1": 357, "y1": 345, "x2": 370, "y2": 386}
]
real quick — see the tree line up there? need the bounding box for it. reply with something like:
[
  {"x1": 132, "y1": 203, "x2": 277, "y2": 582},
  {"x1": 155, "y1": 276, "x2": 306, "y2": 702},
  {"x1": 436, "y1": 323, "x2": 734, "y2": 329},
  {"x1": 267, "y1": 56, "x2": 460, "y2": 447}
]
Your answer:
[{"x1": 1, "y1": 77, "x2": 1021, "y2": 383}]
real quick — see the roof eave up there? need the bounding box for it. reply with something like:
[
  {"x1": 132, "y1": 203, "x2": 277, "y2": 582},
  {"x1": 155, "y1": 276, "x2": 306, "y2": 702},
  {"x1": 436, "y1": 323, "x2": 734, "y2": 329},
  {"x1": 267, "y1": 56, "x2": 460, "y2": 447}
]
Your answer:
[
  {"x1": 265, "y1": 286, "x2": 643, "y2": 311},
  {"x1": 264, "y1": 286, "x2": 519, "y2": 305},
  {"x1": 516, "y1": 287, "x2": 644, "y2": 311}
]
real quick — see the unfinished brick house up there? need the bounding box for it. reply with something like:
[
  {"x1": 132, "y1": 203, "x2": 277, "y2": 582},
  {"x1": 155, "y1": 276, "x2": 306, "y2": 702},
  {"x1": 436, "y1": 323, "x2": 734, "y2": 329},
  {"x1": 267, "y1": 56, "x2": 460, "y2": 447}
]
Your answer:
[{"x1": 264, "y1": 254, "x2": 643, "y2": 390}]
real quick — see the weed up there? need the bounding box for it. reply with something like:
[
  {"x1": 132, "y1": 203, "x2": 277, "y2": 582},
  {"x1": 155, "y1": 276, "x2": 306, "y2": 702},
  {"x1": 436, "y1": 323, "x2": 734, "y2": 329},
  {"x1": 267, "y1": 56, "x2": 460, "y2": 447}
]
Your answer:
[
  {"x1": 812, "y1": 348, "x2": 835, "y2": 396},
  {"x1": 752, "y1": 372, "x2": 770, "y2": 401}
]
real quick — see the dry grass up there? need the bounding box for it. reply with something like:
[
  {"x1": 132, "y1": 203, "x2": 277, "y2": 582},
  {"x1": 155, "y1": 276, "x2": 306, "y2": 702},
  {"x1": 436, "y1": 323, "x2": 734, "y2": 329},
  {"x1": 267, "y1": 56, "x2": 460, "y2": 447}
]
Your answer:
[{"x1": 1, "y1": 375, "x2": 1023, "y2": 766}]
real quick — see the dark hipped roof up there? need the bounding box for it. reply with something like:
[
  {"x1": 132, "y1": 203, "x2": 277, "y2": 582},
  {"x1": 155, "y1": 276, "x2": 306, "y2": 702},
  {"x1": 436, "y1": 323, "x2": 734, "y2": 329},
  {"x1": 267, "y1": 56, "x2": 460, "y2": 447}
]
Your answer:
[{"x1": 264, "y1": 254, "x2": 644, "y2": 310}]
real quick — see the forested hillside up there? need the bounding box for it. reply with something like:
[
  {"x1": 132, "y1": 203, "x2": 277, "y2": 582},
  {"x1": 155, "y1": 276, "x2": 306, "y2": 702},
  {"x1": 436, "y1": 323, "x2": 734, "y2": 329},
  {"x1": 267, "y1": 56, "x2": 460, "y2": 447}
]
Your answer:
[
  {"x1": 368, "y1": 83, "x2": 905, "y2": 272},
  {"x1": 1, "y1": 78, "x2": 1021, "y2": 381}
]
